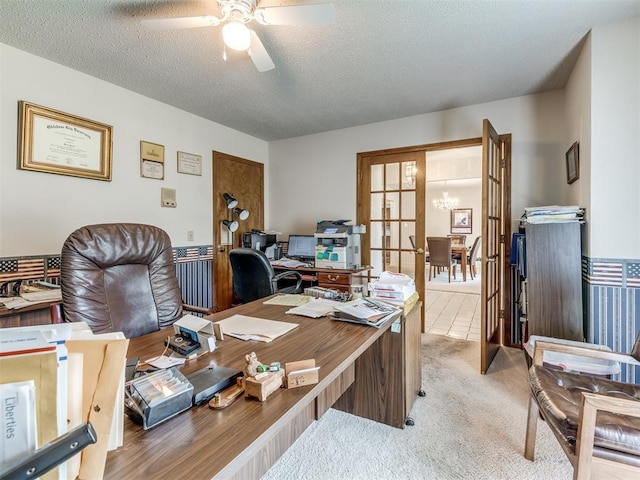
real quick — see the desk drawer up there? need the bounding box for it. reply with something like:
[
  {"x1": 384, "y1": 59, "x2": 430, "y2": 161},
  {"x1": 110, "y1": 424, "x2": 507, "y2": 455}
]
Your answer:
[{"x1": 317, "y1": 272, "x2": 351, "y2": 286}]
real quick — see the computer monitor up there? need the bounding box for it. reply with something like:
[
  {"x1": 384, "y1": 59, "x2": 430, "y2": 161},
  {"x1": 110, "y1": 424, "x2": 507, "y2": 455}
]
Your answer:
[{"x1": 287, "y1": 235, "x2": 316, "y2": 260}]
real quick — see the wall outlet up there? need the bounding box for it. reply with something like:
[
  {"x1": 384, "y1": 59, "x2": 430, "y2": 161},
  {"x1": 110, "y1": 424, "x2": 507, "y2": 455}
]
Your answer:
[{"x1": 187, "y1": 230, "x2": 194, "y2": 242}]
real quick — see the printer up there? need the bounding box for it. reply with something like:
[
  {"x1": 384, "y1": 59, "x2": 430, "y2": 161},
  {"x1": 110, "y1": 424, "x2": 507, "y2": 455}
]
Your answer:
[
  {"x1": 314, "y1": 220, "x2": 365, "y2": 269},
  {"x1": 241, "y1": 230, "x2": 276, "y2": 251}
]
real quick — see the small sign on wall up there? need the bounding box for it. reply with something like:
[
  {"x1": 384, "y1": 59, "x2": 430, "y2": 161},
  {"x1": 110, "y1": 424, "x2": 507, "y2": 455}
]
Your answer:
[{"x1": 140, "y1": 141, "x2": 164, "y2": 179}]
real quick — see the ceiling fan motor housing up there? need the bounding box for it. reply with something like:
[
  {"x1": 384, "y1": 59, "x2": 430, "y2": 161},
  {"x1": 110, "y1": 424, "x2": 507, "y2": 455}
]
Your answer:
[{"x1": 218, "y1": 0, "x2": 259, "y2": 24}]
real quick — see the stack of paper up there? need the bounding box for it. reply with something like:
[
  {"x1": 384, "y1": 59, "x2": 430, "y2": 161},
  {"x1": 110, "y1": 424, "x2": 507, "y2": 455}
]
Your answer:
[
  {"x1": 369, "y1": 271, "x2": 416, "y2": 304},
  {"x1": 521, "y1": 205, "x2": 585, "y2": 224},
  {"x1": 331, "y1": 297, "x2": 400, "y2": 328}
]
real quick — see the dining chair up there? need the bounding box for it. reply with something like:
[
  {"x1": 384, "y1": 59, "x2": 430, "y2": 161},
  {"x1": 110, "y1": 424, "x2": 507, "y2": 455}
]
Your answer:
[
  {"x1": 467, "y1": 236, "x2": 481, "y2": 280},
  {"x1": 426, "y1": 237, "x2": 457, "y2": 282}
]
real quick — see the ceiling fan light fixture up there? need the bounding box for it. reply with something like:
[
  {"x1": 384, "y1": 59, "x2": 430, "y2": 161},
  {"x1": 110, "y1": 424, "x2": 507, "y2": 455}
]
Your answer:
[{"x1": 222, "y1": 21, "x2": 251, "y2": 51}]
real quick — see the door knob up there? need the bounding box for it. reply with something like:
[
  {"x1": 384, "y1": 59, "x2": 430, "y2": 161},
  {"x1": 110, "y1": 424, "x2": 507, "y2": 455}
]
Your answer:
[{"x1": 416, "y1": 248, "x2": 424, "y2": 254}]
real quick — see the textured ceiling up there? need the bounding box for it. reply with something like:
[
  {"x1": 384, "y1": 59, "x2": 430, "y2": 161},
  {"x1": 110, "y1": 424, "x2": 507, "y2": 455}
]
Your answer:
[{"x1": 1, "y1": 1, "x2": 639, "y2": 141}]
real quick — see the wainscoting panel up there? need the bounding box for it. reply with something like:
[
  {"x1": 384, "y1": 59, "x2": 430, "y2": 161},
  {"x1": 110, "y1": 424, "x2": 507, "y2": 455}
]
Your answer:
[
  {"x1": 0, "y1": 245, "x2": 214, "y2": 311},
  {"x1": 584, "y1": 257, "x2": 640, "y2": 383}
]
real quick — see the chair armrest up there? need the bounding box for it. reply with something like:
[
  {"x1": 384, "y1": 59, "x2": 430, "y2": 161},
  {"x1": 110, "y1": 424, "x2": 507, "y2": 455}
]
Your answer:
[
  {"x1": 532, "y1": 341, "x2": 640, "y2": 368},
  {"x1": 183, "y1": 303, "x2": 216, "y2": 315},
  {"x1": 273, "y1": 271, "x2": 303, "y2": 292}
]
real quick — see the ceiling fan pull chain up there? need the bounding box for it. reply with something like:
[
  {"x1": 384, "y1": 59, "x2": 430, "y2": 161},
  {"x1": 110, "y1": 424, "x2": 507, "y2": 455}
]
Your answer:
[{"x1": 222, "y1": 43, "x2": 227, "y2": 62}]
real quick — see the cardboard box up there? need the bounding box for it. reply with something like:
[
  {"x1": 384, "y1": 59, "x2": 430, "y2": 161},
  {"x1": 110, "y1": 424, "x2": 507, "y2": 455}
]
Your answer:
[{"x1": 284, "y1": 359, "x2": 319, "y2": 389}]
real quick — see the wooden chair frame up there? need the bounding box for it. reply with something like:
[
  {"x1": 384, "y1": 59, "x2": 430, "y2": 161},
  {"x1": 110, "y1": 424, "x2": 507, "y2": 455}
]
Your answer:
[{"x1": 525, "y1": 341, "x2": 640, "y2": 480}]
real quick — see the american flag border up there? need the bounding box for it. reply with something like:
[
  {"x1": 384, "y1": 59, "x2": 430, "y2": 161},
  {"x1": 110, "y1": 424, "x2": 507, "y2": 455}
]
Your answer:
[
  {"x1": 583, "y1": 255, "x2": 640, "y2": 383},
  {"x1": 0, "y1": 245, "x2": 215, "y2": 306}
]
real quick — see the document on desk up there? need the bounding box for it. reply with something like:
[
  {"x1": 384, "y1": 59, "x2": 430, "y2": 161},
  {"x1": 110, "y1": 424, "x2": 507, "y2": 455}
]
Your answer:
[
  {"x1": 285, "y1": 297, "x2": 342, "y2": 318},
  {"x1": 214, "y1": 315, "x2": 299, "y2": 342},
  {"x1": 263, "y1": 294, "x2": 310, "y2": 306}
]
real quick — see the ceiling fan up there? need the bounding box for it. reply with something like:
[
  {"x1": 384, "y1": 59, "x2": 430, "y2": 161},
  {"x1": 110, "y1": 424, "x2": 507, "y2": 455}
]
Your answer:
[{"x1": 141, "y1": 0, "x2": 335, "y2": 72}]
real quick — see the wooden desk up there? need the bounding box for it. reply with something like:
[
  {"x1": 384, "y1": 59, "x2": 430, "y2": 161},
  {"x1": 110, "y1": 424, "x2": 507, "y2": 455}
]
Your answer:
[
  {"x1": 105, "y1": 298, "x2": 421, "y2": 479},
  {"x1": 0, "y1": 300, "x2": 56, "y2": 328},
  {"x1": 272, "y1": 265, "x2": 370, "y2": 293}
]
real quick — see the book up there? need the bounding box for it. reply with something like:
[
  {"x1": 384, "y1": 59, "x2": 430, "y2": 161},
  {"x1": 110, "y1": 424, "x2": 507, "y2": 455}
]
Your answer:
[{"x1": 0, "y1": 381, "x2": 37, "y2": 469}]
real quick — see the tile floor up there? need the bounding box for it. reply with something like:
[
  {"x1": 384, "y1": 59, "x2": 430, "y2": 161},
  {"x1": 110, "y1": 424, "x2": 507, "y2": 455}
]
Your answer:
[{"x1": 423, "y1": 290, "x2": 481, "y2": 342}]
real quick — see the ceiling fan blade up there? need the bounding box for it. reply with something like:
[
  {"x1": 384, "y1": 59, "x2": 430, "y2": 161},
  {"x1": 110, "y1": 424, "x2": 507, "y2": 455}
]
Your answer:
[
  {"x1": 254, "y1": 3, "x2": 335, "y2": 26},
  {"x1": 140, "y1": 16, "x2": 221, "y2": 30},
  {"x1": 248, "y1": 31, "x2": 275, "y2": 72}
]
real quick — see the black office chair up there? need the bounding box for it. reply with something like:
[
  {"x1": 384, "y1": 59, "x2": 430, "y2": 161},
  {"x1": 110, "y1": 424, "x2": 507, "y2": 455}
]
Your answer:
[{"x1": 229, "y1": 248, "x2": 303, "y2": 304}]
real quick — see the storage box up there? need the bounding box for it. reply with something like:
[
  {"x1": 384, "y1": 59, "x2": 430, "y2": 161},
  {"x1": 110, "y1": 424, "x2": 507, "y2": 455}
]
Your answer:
[
  {"x1": 244, "y1": 370, "x2": 284, "y2": 401},
  {"x1": 284, "y1": 359, "x2": 320, "y2": 389},
  {"x1": 124, "y1": 367, "x2": 193, "y2": 429}
]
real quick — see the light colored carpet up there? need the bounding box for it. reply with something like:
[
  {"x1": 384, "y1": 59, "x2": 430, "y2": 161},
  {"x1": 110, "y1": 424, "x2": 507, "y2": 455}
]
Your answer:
[{"x1": 261, "y1": 334, "x2": 572, "y2": 480}]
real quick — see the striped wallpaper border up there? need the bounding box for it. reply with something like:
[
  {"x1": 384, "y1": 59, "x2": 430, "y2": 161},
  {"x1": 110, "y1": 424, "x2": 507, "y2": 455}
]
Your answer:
[
  {"x1": 0, "y1": 245, "x2": 214, "y2": 310},
  {"x1": 583, "y1": 256, "x2": 639, "y2": 383}
]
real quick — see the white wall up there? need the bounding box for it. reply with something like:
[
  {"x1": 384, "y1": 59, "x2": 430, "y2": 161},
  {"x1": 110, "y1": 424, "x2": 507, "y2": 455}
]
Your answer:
[
  {"x1": 268, "y1": 91, "x2": 566, "y2": 238},
  {"x1": 427, "y1": 182, "x2": 482, "y2": 246},
  {"x1": 0, "y1": 44, "x2": 268, "y2": 257},
  {"x1": 589, "y1": 17, "x2": 639, "y2": 259},
  {"x1": 564, "y1": 32, "x2": 592, "y2": 254}
]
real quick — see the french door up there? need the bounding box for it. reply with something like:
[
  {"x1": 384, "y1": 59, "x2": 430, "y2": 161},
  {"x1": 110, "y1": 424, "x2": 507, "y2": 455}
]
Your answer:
[
  {"x1": 357, "y1": 151, "x2": 426, "y2": 330},
  {"x1": 480, "y1": 119, "x2": 511, "y2": 374}
]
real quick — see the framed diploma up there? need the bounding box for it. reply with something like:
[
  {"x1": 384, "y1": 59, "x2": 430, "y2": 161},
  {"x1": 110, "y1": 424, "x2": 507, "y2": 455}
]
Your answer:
[
  {"x1": 18, "y1": 101, "x2": 113, "y2": 181},
  {"x1": 177, "y1": 151, "x2": 202, "y2": 176},
  {"x1": 140, "y1": 141, "x2": 164, "y2": 180}
]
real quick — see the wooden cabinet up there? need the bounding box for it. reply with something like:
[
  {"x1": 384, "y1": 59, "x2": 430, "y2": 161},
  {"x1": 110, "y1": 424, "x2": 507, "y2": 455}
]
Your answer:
[
  {"x1": 0, "y1": 302, "x2": 56, "y2": 328},
  {"x1": 524, "y1": 223, "x2": 583, "y2": 341},
  {"x1": 333, "y1": 302, "x2": 423, "y2": 428},
  {"x1": 317, "y1": 271, "x2": 351, "y2": 292}
]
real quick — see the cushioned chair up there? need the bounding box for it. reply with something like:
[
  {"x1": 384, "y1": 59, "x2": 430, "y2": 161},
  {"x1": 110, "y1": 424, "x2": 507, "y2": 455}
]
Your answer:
[
  {"x1": 466, "y1": 236, "x2": 481, "y2": 280},
  {"x1": 426, "y1": 237, "x2": 457, "y2": 282},
  {"x1": 229, "y1": 248, "x2": 303, "y2": 304},
  {"x1": 55, "y1": 223, "x2": 211, "y2": 338},
  {"x1": 524, "y1": 334, "x2": 640, "y2": 479}
]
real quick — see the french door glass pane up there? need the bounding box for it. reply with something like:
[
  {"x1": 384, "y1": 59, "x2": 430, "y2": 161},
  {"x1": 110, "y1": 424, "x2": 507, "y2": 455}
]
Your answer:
[
  {"x1": 371, "y1": 164, "x2": 384, "y2": 191},
  {"x1": 370, "y1": 193, "x2": 384, "y2": 220},
  {"x1": 370, "y1": 250, "x2": 383, "y2": 276},
  {"x1": 385, "y1": 163, "x2": 399, "y2": 190},
  {"x1": 402, "y1": 161, "x2": 416, "y2": 190},
  {"x1": 401, "y1": 221, "x2": 415, "y2": 249},
  {"x1": 400, "y1": 251, "x2": 415, "y2": 277},
  {"x1": 386, "y1": 192, "x2": 399, "y2": 219},
  {"x1": 370, "y1": 221, "x2": 384, "y2": 249},
  {"x1": 401, "y1": 191, "x2": 415, "y2": 219},
  {"x1": 387, "y1": 221, "x2": 399, "y2": 249}
]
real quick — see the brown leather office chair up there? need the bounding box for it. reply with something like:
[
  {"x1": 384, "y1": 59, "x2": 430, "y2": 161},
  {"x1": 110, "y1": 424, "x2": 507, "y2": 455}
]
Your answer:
[
  {"x1": 229, "y1": 248, "x2": 303, "y2": 304},
  {"x1": 426, "y1": 237, "x2": 457, "y2": 282},
  {"x1": 56, "y1": 223, "x2": 211, "y2": 338},
  {"x1": 524, "y1": 334, "x2": 640, "y2": 479},
  {"x1": 467, "y1": 236, "x2": 481, "y2": 279}
]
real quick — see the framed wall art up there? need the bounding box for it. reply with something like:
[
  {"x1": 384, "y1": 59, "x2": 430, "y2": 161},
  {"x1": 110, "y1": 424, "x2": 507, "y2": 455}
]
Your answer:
[
  {"x1": 140, "y1": 141, "x2": 165, "y2": 179},
  {"x1": 566, "y1": 141, "x2": 579, "y2": 184},
  {"x1": 18, "y1": 101, "x2": 113, "y2": 181},
  {"x1": 451, "y1": 208, "x2": 472, "y2": 234},
  {"x1": 177, "y1": 151, "x2": 202, "y2": 176}
]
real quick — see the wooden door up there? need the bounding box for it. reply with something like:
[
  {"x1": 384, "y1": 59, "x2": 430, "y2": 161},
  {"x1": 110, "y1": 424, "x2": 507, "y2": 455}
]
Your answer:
[
  {"x1": 480, "y1": 119, "x2": 511, "y2": 374},
  {"x1": 212, "y1": 151, "x2": 264, "y2": 310},
  {"x1": 357, "y1": 151, "x2": 426, "y2": 331}
]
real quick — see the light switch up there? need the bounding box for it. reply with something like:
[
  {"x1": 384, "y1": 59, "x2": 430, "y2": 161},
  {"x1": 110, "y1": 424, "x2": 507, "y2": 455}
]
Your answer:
[
  {"x1": 187, "y1": 230, "x2": 194, "y2": 241},
  {"x1": 161, "y1": 187, "x2": 177, "y2": 208}
]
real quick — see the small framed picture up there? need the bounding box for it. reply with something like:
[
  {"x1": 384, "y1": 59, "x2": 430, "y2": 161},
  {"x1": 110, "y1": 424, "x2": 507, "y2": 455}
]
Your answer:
[
  {"x1": 140, "y1": 141, "x2": 164, "y2": 180},
  {"x1": 565, "y1": 142, "x2": 579, "y2": 184},
  {"x1": 451, "y1": 208, "x2": 472, "y2": 234},
  {"x1": 177, "y1": 151, "x2": 202, "y2": 176}
]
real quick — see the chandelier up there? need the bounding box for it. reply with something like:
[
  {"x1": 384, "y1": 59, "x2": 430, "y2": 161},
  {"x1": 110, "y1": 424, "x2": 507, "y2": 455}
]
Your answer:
[{"x1": 432, "y1": 182, "x2": 459, "y2": 211}]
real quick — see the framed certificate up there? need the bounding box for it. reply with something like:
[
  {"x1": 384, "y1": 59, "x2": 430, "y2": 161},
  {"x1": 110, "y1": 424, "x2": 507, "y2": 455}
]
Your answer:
[
  {"x1": 18, "y1": 101, "x2": 113, "y2": 181},
  {"x1": 140, "y1": 141, "x2": 165, "y2": 180},
  {"x1": 177, "y1": 151, "x2": 202, "y2": 176}
]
